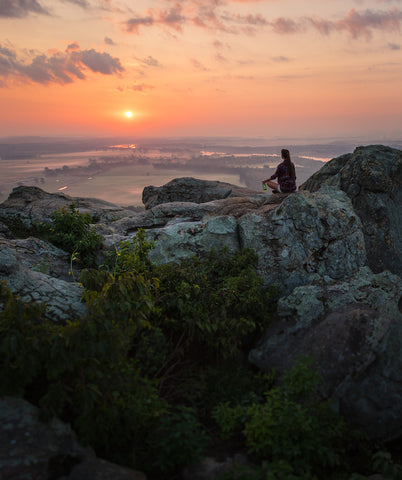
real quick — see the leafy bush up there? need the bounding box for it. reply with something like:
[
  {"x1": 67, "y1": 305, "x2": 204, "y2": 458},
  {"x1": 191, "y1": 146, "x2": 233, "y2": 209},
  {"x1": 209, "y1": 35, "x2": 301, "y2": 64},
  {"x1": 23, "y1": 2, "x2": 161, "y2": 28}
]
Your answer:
[
  {"x1": 214, "y1": 358, "x2": 345, "y2": 477},
  {"x1": 147, "y1": 406, "x2": 210, "y2": 476},
  {"x1": 39, "y1": 203, "x2": 103, "y2": 267}
]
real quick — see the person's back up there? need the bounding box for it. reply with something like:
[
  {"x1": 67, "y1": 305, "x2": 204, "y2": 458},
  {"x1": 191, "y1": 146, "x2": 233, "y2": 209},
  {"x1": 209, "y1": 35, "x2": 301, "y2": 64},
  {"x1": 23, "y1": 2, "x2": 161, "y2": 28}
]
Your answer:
[{"x1": 263, "y1": 149, "x2": 297, "y2": 193}]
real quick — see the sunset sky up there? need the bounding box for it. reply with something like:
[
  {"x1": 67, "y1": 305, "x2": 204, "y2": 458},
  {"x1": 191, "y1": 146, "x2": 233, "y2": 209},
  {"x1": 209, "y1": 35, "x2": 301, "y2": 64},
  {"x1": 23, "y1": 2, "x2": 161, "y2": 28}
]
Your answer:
[{"x1": 1, "y1": 0, "x2": 401, "y2": 140}]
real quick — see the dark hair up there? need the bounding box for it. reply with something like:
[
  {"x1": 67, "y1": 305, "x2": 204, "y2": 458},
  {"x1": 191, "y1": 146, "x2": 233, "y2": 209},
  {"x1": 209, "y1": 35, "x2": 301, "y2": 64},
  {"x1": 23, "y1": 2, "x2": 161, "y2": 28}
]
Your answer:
[{"x1": 281, "y1": 148, "x2": 295, "y2": 178}]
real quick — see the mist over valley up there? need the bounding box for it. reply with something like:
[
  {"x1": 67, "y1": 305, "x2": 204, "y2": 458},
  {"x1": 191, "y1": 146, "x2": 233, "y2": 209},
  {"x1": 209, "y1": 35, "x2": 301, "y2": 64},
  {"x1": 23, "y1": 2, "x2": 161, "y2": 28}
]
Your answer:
[{"x1": 1, "y1": 136, "x2": 401, "y2": 206}]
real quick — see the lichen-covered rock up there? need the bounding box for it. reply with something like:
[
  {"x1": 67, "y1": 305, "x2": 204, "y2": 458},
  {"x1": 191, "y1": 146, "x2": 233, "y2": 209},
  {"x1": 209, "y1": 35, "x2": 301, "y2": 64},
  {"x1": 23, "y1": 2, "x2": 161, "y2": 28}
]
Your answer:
[
  {"x1": 249, "y1": 267, "x2": 402, "y2": 440},
  {"x1": 239, "y1": 187, "x2": 366, "y2": 293},
  {"x1": 301, "y1": 145, "x2": 402, "y2": 277},
  {"x1": 0, "y1": 185, "x2": 133, "y2": 231},
  {"x1": 142, "y1": 176, "x2": 259, "y2": 209},
  {"x1": 0, "y1": 236, "x2": 86, "y2": 322}
]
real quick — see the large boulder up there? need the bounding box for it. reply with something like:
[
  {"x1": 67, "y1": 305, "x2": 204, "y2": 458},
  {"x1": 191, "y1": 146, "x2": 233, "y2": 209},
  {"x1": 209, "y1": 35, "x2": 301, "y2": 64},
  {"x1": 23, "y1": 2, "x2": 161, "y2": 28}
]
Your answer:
[
  {"x1": 0, "y1": 397, "x2": 146, "y2": 480},
  {"x1": 142, "y1": 177, "x2": 259, "y2": 209},
  {"x1": 0, "y1": 185, "x2": 133, "y2": 230},
  {"x1": 239, "y1": 187, "x2": 366, "y2": 293},
  {"x1": 249, "y1": 266, "x2": 402, "y2": 440},
  {"x1": 301, "y1": 145, "x2": 402, "y2": 277},
  {"x1": 0, "y1": 236, "x2": 86, "y2": 322}
]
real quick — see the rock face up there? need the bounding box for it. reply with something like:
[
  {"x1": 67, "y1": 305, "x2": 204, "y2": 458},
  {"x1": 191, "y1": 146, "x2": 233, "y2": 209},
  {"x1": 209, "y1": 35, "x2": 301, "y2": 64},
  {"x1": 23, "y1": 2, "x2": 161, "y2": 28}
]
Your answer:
[
  {"x1": 0, "y1": 236, "x2": 87, "y2": 322},
  {"x1": 0, "y1": 144, "x2": 401, "y2": 444},
  {"x1": 249, "y1": 267, "x2": 402, "y2": 440},
  {"x1": 301, "y1": 145, "x2": 402, "y2": 278},
  {"x1": 0, "y1": 397, "x2": 146, "y2": 480},
  {"x1": 142, "y1": 176, "x2": 259, "y2": 209},
  {"x1": 0, "y1": 185, "x2": 133, "y2": 229}
]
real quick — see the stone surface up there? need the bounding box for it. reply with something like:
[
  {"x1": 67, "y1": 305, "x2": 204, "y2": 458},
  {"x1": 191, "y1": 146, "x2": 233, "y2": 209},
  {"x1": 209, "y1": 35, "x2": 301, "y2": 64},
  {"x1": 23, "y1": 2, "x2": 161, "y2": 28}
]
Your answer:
[
  {"x1": 301, "y1": 145, "x2": 402, "y2": 277},
  {"x1": 142, "y1": 176, "x2": 259, "y2": 209},
  {"x1": 0, "y1": 185, "x2": 133, "y2": 230},
  {"x1": 0, "y1": 397, "x2": 147, "y2": 480},
  {"x1": 239, "y1": 187, "x2": 366, "y2": 293},
  {"x1": 249, "y1": 267, "x2": 402, "y2": 440},
  {"x1": 0, "y1": 236, "x2": 86, "y2": 322},
  {"x1": 0, "y1": 396, "x2": 86, "y2": 480}
]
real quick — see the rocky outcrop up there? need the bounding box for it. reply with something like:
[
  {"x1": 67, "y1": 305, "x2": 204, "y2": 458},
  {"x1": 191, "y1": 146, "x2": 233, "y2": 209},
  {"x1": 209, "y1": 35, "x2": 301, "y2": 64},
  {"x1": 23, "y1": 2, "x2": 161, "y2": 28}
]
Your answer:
[
  {"x1": 0, "y1": 144, "x2": 401, "y2": 444},
  {"x1": 142, "y1": 176, "x2": 259, "y2": 209},
  {"x1": 0, "y1": 236, "x2": 86, "y2": 322},
  {"x1": 0, "y1": 397, "x2": 146, "y2": 480},
  {"x1": 301, "y1": 145, "x2": 402, "y2": 278},
  {"x1": 0, "y1": 185, "x2": 133, "y2": 230},
  {"x1": 249, "y1": 266, "x2": 402, "y2": 440}
]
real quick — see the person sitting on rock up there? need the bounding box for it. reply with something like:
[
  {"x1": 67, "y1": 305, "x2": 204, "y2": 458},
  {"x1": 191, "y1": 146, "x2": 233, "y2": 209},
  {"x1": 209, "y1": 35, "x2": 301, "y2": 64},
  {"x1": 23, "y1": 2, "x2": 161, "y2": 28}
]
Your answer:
[{"x1": 262, "y1": 148, "x2": 297, "y2": 194}]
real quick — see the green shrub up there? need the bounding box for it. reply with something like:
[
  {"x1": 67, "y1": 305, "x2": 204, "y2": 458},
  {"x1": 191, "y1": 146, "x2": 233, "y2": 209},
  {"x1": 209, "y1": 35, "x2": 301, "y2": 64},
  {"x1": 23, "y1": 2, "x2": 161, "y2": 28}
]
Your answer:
[
  {"x1": 38, "y1": 203, "x2": 103, "y2": 267},
  {"x1": 214, "y1": 358, "x2": 345, "y2": 477},
  {"x1": 147, "y1": 406, "x2": 210, "y2": 476}
]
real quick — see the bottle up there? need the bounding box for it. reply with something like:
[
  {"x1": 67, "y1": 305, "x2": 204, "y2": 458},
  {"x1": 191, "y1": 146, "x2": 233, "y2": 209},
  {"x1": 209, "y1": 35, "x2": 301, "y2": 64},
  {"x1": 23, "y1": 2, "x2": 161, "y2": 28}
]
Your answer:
[{"x1": 262, "y1": 182, "x2": 267, "y2": 191}]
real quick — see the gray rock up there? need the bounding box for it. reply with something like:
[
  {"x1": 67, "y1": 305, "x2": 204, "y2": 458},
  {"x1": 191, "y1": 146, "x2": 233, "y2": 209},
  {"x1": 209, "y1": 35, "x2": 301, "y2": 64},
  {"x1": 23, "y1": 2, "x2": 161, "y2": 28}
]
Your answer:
[
  {"x1": 249, "y1": 267, "x2": 402, "y2": 440},
  {"x1": 0, "y1": 236, "x2": 86, "y2": 322},
  {"x1": 142, "y1": 176, "x2": 259, "y2": 209},
  {"x1": 0, "y1": 396, "x2": 87, "y2": 480},
  {"x1": 0, "y1": 397, "x2": 146, "y2": 480},
  {"x1": 239, "y1": 187, "x2": 366, "y2": 293},
  {"x1": 0, "y1": 185, "x2": 133, "y2": 231},
  {"x1": 301, "y1": 145, "x2": 402, "y2": 277}
]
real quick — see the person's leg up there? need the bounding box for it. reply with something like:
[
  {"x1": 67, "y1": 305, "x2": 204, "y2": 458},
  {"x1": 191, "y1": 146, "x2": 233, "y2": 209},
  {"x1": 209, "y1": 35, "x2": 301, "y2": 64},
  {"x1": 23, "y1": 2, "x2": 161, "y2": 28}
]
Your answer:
[{"x1": 266, "y1": 179, "x2": 279, "y2": 192}]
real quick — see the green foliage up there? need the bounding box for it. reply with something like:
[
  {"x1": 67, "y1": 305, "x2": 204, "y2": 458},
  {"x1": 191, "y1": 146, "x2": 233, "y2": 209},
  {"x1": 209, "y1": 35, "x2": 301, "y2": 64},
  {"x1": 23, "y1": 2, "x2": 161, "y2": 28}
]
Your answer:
[
  {"x1": 214, "y1": 358, "x2": 345, "y2": 477},
  {"x1": 2, "y1": 227, "x2": 373, "y2": 480},
  {"x1": 0, "y1": 281, "x2": 47, "y2": 395},
  {"x1": 218, "y1": 460, "x2": 318, "y2": 480},
  {"x1": 38, "y1": 203, "x2": 103, "y2": 267},
  {"x1": 0, "y1": 281, "x2": 166, "y2": 467},
  {"x1": 154, "y1": 247, "x2": 280, "y2": 359},
  {"x1": 0, "y1": 214, "x2": 36, "y2": 238},
  {"x1": 148, "y1": 406, "x2": 210, "y2": 475},
  {"x1": 372, "y1": 451, "x2": 402, "y2": 479}
]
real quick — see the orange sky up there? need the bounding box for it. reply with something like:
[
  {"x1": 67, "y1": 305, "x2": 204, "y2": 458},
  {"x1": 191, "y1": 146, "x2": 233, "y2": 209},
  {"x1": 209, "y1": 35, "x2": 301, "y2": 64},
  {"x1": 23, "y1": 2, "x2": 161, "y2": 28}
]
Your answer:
[{"x1": 1, "y1": 0, "x2": 401, "y2": 140}]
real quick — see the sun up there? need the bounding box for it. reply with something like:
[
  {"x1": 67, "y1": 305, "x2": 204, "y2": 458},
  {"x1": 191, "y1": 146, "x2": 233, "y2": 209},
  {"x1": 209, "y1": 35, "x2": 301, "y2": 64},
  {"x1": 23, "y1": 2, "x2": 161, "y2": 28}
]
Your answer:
[{"x1": 125, "y1": 111, "x2": 133, "y2": 118}]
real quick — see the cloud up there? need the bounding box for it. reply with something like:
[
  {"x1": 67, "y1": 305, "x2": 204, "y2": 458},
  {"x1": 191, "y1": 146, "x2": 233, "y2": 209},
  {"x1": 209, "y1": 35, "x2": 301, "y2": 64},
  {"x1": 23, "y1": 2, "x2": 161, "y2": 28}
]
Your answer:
[
  {"x1": 117, "y1": 83, "x2": 155, "y2": 93},
  {"x1": 272, "y1": 56, "x2": 291, "y2": 62},
  {"x1": 308, "y1": 8, "x2": 402, "y2": 39},
  {"x1": 387, "y1": 42, "x2": 401, "y2": 50},
  {"x1": 190, "y1": 59, "x2": 209, "y2": 71},
  {"x1": 60, "y1": 0, "x2": 91, "y2": 8},
  {"x1": 125, "y1": 15, "x2": 154, "y2": 33},
  {"x1": 140, "y1": 55, "x2": 162, "y2": 67},
  {"x1": 129, "y1": 83, "x2": 154, "y2": 92},
  {"x1": 121, "y1": 1, "x2": 402, "y2": 42},
  {"x1": 104, "y1": 36, "x2": 115, "y2": 45},
  {"x1": 0, "y1": 42, "x2": 124, "y2": 86},
  {"x1": 0, "y1": 0, "x2": 49, "y2": 18},
  {"x1": 334, "y1": 8, "x2": 402, "y2": 39}
]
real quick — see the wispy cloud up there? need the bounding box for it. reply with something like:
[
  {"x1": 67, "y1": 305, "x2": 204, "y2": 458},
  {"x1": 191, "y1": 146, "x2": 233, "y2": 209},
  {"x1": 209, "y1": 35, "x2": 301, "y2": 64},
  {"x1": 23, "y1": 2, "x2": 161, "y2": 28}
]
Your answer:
[
  {"x1": 104, "y1": 36, "x2": 115, "y2": 45},
  {"x1": 120, "y1": 1, "x2": 402, "y2": 41},
  {"x1": 117, "y1": 83, "x2": 155, "y2": 93},
  {"x1": 0, "y1": 42, "x2": 124, "y2": 86},
  {"x1": 0, "y1": 0, "x2": 49, "y2": 18},
  {"x1": 140, "y1": 55, "x2": 163, "y2": 67},
  {"x1": 60, "y1": 0, "x2": 91, "y2": 8}
]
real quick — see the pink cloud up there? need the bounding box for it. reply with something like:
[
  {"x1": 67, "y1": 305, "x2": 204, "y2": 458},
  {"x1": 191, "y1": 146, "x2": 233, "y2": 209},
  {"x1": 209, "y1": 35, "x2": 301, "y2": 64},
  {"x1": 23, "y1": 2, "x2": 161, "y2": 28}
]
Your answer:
[{"x1": 0, "y1": 42, "x2": 124, "y2": 86}]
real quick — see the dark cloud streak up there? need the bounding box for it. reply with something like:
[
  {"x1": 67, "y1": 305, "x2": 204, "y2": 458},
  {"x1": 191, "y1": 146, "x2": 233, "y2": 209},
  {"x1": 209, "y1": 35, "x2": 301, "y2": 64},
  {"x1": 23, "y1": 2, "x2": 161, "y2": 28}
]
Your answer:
[
  {"x1": 0, "y1": 42, "x2": 124, "y2": 86},
  {"x1": 0, "y1": 0, "x2": 49, "y2": 18}
]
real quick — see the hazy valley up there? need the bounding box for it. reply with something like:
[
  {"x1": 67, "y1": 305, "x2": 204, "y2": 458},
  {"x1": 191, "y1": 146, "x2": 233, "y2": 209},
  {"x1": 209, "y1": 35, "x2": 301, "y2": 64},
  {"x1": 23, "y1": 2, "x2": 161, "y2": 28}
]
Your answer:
[{"x1": 2, "y1": 136, "x2": 400, "y2": 206}]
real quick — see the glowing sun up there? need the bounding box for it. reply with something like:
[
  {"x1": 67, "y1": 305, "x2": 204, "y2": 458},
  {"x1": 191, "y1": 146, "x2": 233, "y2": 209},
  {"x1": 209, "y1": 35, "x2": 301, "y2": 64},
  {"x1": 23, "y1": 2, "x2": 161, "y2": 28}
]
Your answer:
[{"x1": 125, "y1": 111, "x2": 133, "y2": 118}]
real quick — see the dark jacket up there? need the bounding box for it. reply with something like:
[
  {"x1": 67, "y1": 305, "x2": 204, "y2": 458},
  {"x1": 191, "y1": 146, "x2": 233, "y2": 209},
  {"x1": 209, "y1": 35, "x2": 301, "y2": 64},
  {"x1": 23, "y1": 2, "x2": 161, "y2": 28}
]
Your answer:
[{"x1": 270, "y1": 162, "x2": 297, "y2": 192}]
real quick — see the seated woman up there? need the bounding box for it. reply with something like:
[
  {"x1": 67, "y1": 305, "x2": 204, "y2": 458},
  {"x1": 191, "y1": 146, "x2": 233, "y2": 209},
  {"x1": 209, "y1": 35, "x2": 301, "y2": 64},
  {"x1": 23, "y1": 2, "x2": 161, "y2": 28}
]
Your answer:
[{"x1": 263, "y1": 148, "x2": 297, "y2": 193}]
